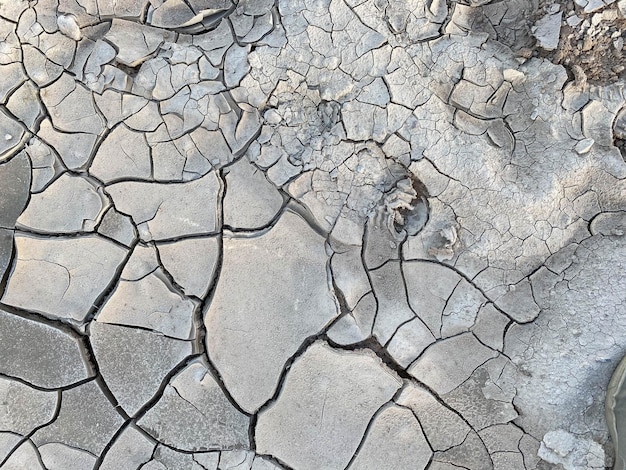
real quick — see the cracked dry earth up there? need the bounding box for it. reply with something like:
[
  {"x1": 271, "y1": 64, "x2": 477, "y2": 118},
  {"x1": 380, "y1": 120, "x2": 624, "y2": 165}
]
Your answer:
[{"x1": 0, "y1": 0, "x2": 626, "y2": 469}]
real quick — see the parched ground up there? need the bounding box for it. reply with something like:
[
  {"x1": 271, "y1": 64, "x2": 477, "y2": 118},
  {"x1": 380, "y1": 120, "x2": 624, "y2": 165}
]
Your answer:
[{"x1": 0, "y1": 0, "x2": 625, "y2": 469}]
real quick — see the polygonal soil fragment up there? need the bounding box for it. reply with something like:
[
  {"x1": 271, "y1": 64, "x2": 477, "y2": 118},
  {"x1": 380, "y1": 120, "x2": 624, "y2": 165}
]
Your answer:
[
  {"x1": 143, "y1": 445, "x2": 213, "y2": 469},
  {"x1": 37, "y1": 119, "x2": 97, "y2": 170},
  {"x1": 492, "y1": 278, "x2": 540, "y2": 324},
  {"x1": 0, "y1": 376, "x2": 58, "y2": 434},
  {"x1": 442, "y1": 356, "x2": 518, "y2": 430},
  {"x1": 0, "y1": 433, "x2": 23, "y2": 463},
  {"x1": 138, "y1": 360, "x2": 250, "y2": 451},
  {"x1": 17, "y1": 173, "x2": 107, "y2": 233},
  {"x1": 0, "y1": 109, "x2": 25, "y2": 158},
  {"x1": 22, "y1": 44, "x2": 63, "y2": 87},
  {"x1": 440, "y1": 278, "x2": 488, "y2": 338},
  {"x1": 408, "y1": 332, "x2": 497, "y2": 395},
  {"x1": 386, "y1": 316, "x2": 436, "y2": 368},
  {"x1": 95, "y1": 270, "x2": 194, "y2": 336},
  {"x1": 223, "y1": 156, "x2": 284, "y2": 230},
  {"x1": 0, "y1": 152, "x2": 31, "y2": 229},
  {"x1": 40, "y1": 73, "x2": 104, "y2": 135},
  {"x1": 90, "y1": 322, "x2": 193, "y2": 416},
  {"x1": 2, "y1": 440, "x2": 44, "y2": 470},
  {"x1": 478, "y1": 423, "x2": 526, "y2": 468},
  {"x1": 0, "y1": 151, "x2": 31, "y2": 280},
  {"x1": 31, "y1": 381, "x2": 124, "y2": 456},
  {"x1": 99, "y1": 424, "x2": 155, "y2": 470},
  {"x1": 347, "y1": 404, "x2": 432, "y2": 470},
  {"x1": 327, "y1": 292, "x2": 377, "y2": 346},
  {"x1": 0, "y1": 309, "x2": 93, "y2": 388},
  {"x1": 205, "y1": 211, "x2": 338, "y2": 412},
  {"x1": 396, "y1": 382, "x2": 471, "y2": 452},
  {"x1": 24, "y1": 139, "x2": 60, "y2": 193},
  {"x1": 402, "y1": 260, "x2": 462, "y2": 337},
  {"x1": 38, "y1": 443, "x2": 97, "y2": 470},
  {"x1": 157, "y1": 236, "x2": 220, "y2": 298},
  {"x1": 329, "y1": 246, "x2": 371, "y2": 311},
  {"x1": 0, "y1": 61, "x2": 25, "y2": 101},
  {"x1": 255, "y1": 341, "x2": 401, "y2": 470},
  {"x1": 90, "y1": 124, "x2": 152, "y2": 183},
  {"x1": 472, "y1": 303, "x2": 510, "y2": 351},
  {"x1": 433, "y1": 431, "x2": 492, "y2": 470},
  {"x1": 369, "y1": 261, "x2": 426, "y2": 346},
  {"x1": 2, "y1": 235, "x2": 127, "y2": 322},
  {"x1": 7, "y1": 81, "x2": 42, "y2": 129},
  {"x1": 107, "y1": 171, "x2": 221, "y2": 241},
  {"x1": 97, "y1": 207, "x2": 137, "y2": 247},
  {"x1": 105, "y1": 19, "x2": 176, "y2": 68},
  {"x1": 96, "y1": 244, "x2": 196, "y2": 339}
]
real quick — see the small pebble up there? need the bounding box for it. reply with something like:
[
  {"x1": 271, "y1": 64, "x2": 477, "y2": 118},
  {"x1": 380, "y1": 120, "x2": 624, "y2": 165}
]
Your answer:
[
  {"x1": 575, "y1": 138, "x2": 594, "y2": 154},
  {"x1": 591, "y1": 13, "x2": 603, "y2": 25},
  {"x1": 566, "y1": 14, "x2": 582, "y2": 26}
]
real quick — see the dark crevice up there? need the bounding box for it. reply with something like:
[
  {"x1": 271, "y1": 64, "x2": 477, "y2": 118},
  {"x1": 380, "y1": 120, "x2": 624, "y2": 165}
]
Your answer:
[
  {"x1": 437, "y1": 277, "x2": 463, "y2": 338},
  {"x1": 93, "y1": 420, "x2": 136, "y2": 469},
  {"x1": 326, "y1": 336, "x2": 412, "y2": 381},
  {"x1": 112, "y1": 60, "x2": 142, "y2": 78},
  {"x1": 396, "y1": 400, "x2": 436, "y2": 455},
  {"x1": 81, "y1": 326, "x2": 131, "y2": 422},
  {"x1": 10, "y1": 227, "x2": 128, "y2": 252},
  {"x1": 92, "y1": 320, "x2": 195, "y2": 343},
  {"x1": 131, "y1": 354, "x2": 204, "y2": 423},
  {"x1": 251, "y1": 321, "x2": 343, "y2": 442},
  {"x1": 197, "y1": 167, "x2": 236, "y2": 401},
  {"x1": 612, "y1": 106, "x2": 626, "y2": 161},
  {"x1": 283, "y1": 199, "x2": 331, "y2": 240},
  {"x1": 360, "y1": 223, "x2": 380, "y2": 338},
  {"x1": 222, "y1": 196, "x2": 289, "y2": 235},
  {"x1": 189, "y1": 220, "x2": 221, "y2": 354},
  {"x1": 0, "y1": 371, "x2": 94, "y2": 394},
  {"x1": 87, "y1": 172, "x2": 220, "y2": 187},
  {"x1": 82, "y1": 238, "x2": 138, "y2": 325},
  {"x1": 200, "y1": 352, "x2": 253, "y2": 418},
  {"x1": 402, "y1": 256, "x2": 522, "y2": 325},
  {"x1": 0, "y1": 300, "x2": 89, "y2": 339},
  {"x1": 254, "y1": 453, "x2": 295, "y2": 470},
  {"x1": 0, "y1": 235, "x2": 18, "y2": 298}
]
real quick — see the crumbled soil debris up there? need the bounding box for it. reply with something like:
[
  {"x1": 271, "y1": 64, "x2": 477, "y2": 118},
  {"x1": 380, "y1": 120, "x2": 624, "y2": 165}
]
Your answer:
[
  {"x1": 615, "y1": 108, "x2": 626, "y2": 158},
  {"x1": 534, "y1": 0, "x2": 626, "y2": 84},
  {"x1": 454, "y1": 0, "x2": 624, "y2": 85}
]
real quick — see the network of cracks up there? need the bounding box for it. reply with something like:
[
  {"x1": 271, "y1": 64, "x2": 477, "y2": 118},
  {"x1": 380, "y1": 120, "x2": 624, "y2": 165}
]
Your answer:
[{"x1": 0, "y1": 0, "x2": 626, "y2": 469}]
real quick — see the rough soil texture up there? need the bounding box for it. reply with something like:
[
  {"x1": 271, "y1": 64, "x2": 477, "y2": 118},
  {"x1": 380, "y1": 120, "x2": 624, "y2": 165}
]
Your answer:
[
  {"x1": 0, "y1": 0, "x2": 625, "y2": 469},
  {"x1": 546, "y1": 0, "x2": 626, "y2": 84}
]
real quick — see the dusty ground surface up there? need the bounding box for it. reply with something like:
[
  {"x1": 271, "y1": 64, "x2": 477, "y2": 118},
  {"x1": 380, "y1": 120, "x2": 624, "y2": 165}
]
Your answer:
[{"x1": 0, "y1": 0, "x2": 625, "y2": 469}]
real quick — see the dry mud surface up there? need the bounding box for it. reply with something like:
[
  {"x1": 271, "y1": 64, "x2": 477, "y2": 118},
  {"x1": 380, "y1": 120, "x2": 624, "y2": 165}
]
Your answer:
[{"x1": 0, "y1": 0, "x2": 625, "y2": 469}]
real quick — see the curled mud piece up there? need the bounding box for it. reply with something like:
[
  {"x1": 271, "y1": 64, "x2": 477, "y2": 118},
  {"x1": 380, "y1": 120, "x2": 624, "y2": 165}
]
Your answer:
[
  {"x1": 615, "y1": 107, "x2": 626, "y2": 160},
  {"x1": 382, "y1": 176, "x2": 430, "y2": 241},
  {"x1": 607, "y1": 354, "x2": 626, "y2": 470}
]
